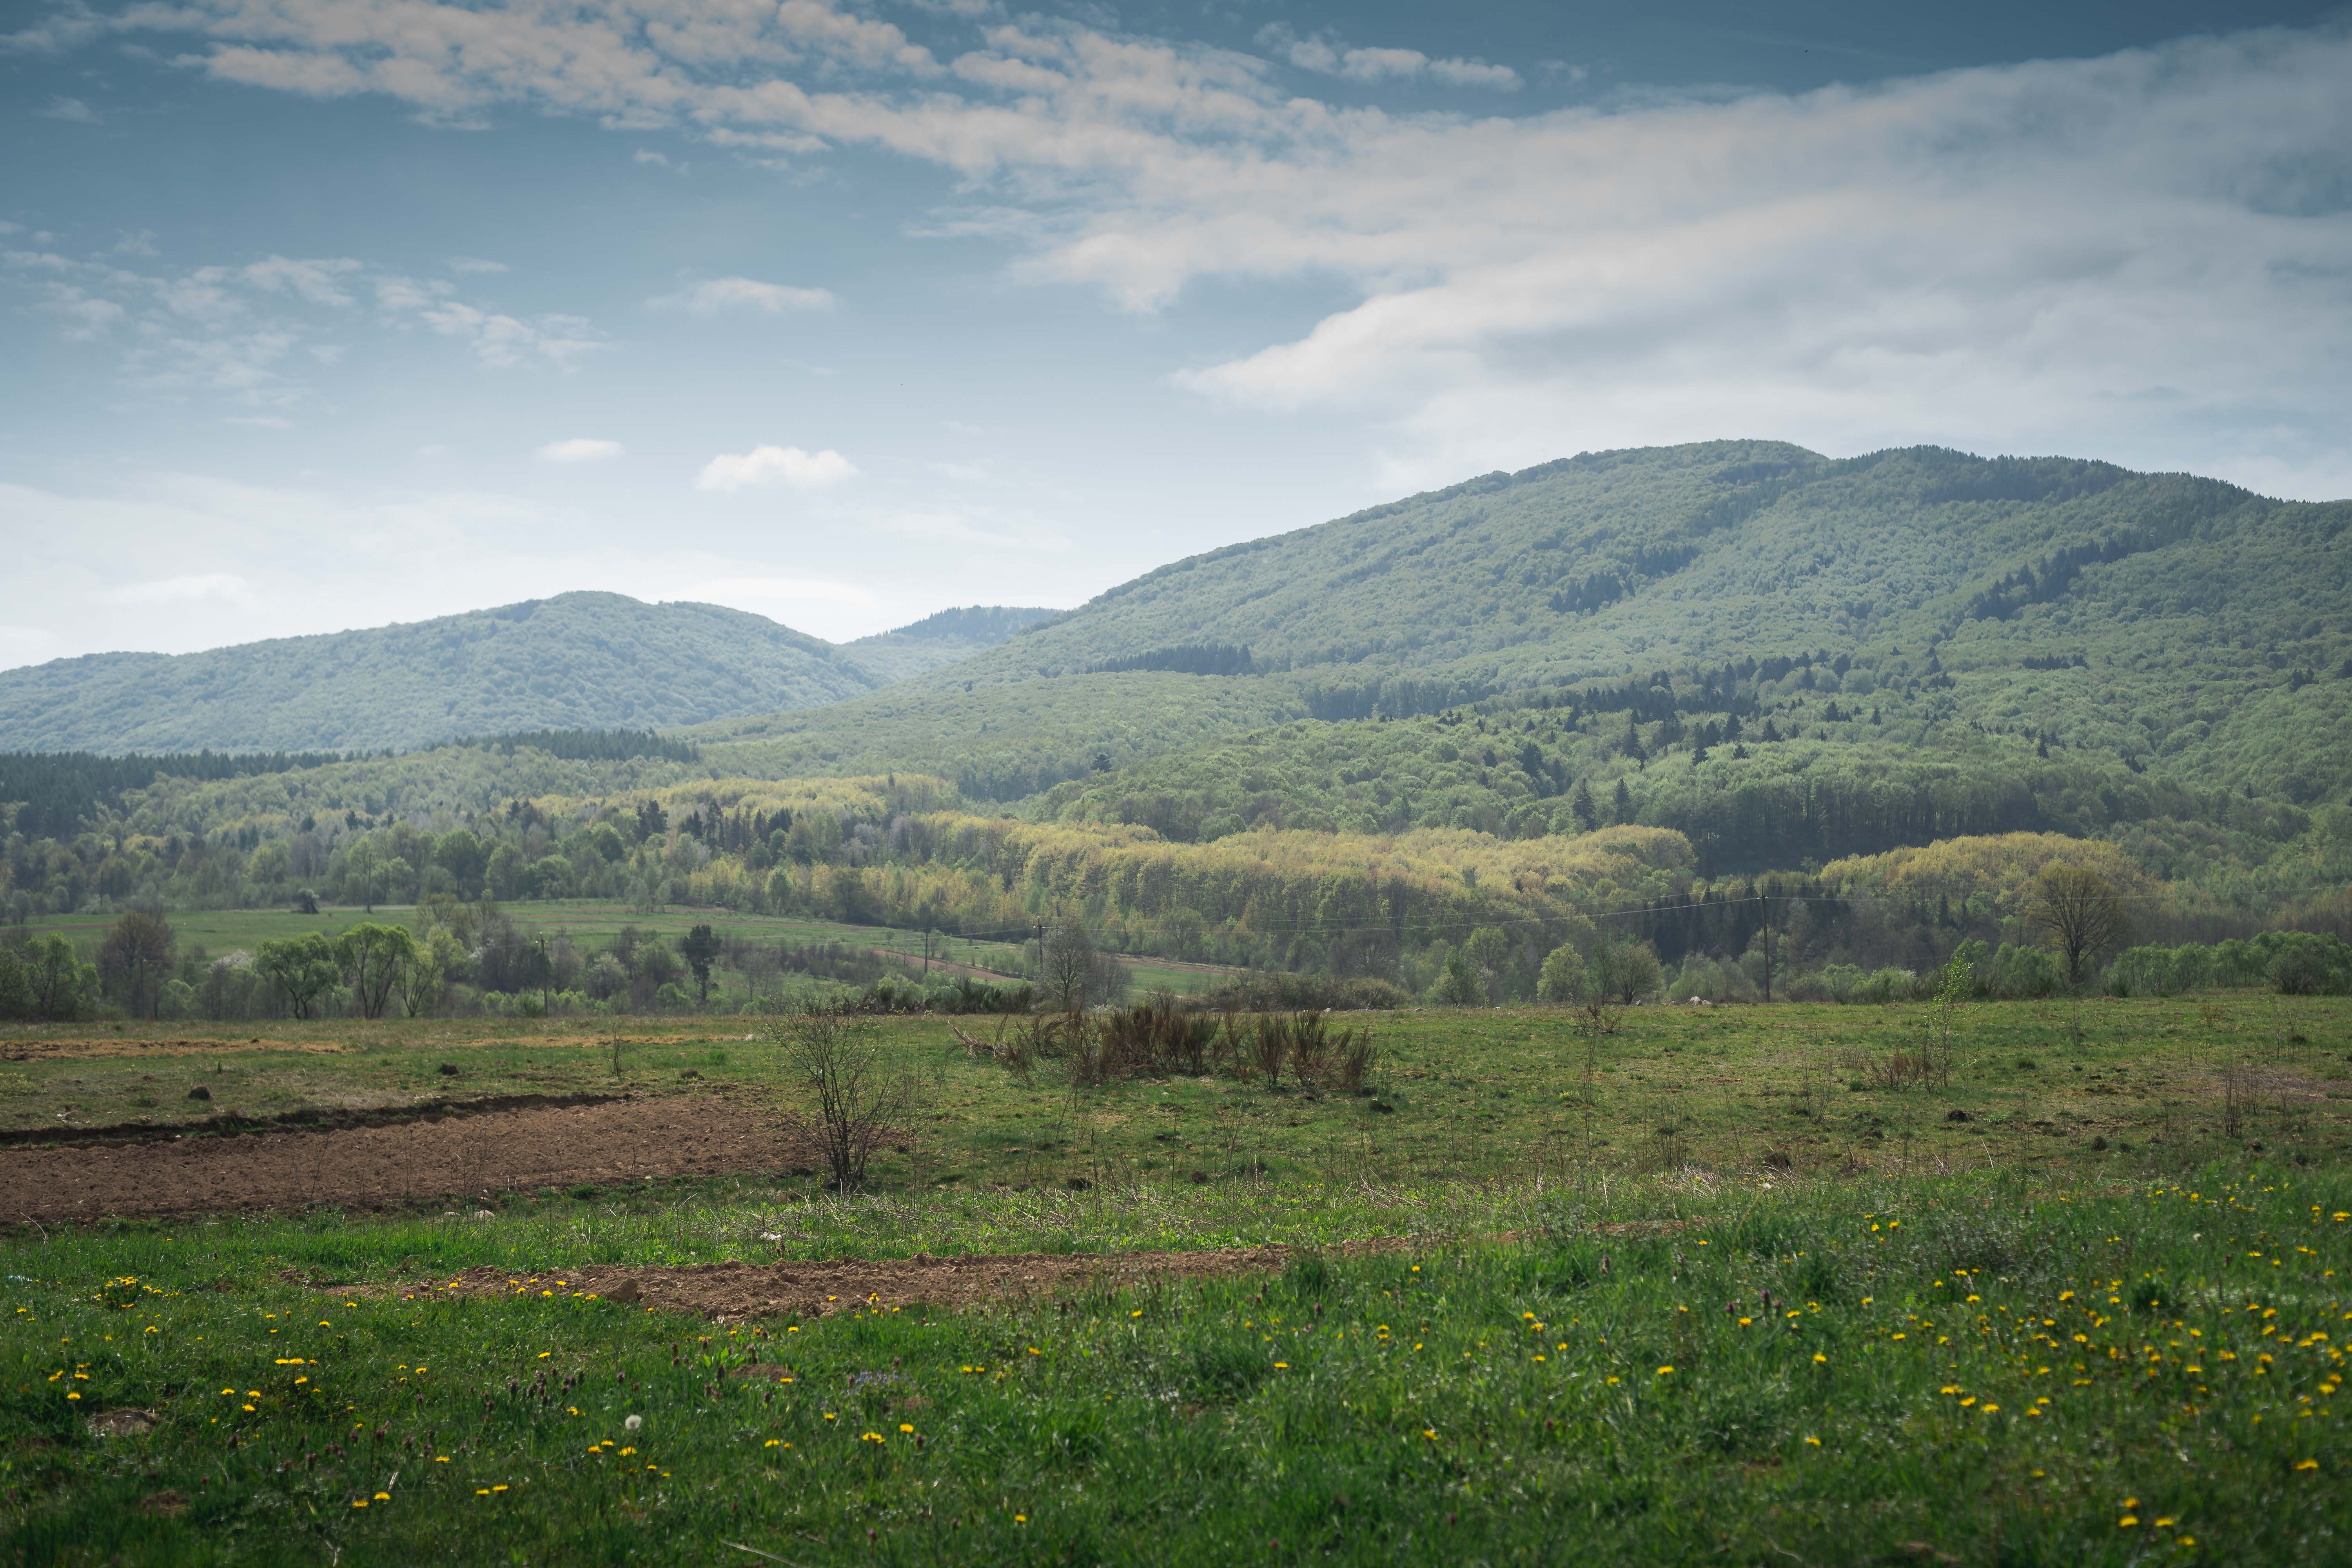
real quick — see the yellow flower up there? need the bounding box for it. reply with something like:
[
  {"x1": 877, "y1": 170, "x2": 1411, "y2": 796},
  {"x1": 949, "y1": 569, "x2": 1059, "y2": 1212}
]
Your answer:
[
  {"x1": 2295, "y1": 1458, "x2": 2319, "y2": 1471},
  {"x1": 1657, "y1": 1366, "x2": 1675, "y2": 1376},
  {"x1": 1804, "y1": 1436, "x2": 1821, "y2": 1447},
  {"x1": 2120, "y1": 1516, "x2": 2139, "y2": 1528},
  {"x1": 898, "y1": 1424, "x2": 914, "y2": 1433}
]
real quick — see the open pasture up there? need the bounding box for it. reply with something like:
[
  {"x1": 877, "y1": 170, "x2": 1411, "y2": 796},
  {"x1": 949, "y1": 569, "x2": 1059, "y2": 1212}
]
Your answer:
[
  {"x1": 5, "y1": 996, "x2": 2348, "y2": 1189},
  {"x1": 4, "y1": 996, "x2": 2350, "y2": 1564}
]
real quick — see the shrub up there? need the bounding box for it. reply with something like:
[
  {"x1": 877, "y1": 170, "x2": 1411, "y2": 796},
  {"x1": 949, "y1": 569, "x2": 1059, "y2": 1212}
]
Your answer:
[{"x1": 1536, "y1": 944, "x2": 1588, "y2": 1004}]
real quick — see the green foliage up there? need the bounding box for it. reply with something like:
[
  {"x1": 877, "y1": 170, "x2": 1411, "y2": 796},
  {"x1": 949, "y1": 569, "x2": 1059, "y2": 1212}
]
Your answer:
[
  {"x1": 253, "y1": 932, "x2": 340, "y2": 1019},
  {"x1": 1534, "y1": 945, "x2": 1590, "y2": 1006}
]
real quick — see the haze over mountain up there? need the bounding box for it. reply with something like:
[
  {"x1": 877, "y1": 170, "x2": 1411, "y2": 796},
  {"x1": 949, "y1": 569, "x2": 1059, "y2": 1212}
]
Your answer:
[{"x1": 0, "y1": 593, "x2": 1054, "y2": 755}]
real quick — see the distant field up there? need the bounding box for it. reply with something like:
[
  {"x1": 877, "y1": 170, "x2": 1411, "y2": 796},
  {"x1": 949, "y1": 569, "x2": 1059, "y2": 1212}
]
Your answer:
[
  {"x1": 5, "y1": 995, "x2": 2344, "y2": 1185},
  {"x1": 21, "y1": 900, "x2": 1238, "y2": 996}
]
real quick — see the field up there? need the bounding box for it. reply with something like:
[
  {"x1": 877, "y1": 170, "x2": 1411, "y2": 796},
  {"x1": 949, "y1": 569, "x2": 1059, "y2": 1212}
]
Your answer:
[
  {"x1": 19, "y1": 902, "x2": 1236, "y2": 1000},
  {"x1": 5, "y1": 996, "x2": 2350, "y2": 1563}
]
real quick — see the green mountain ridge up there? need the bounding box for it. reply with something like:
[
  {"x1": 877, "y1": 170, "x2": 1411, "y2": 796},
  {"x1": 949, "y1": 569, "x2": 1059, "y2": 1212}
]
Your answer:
[
  {"x1": 0, "y1": 593, "x2": 1057, "y2": 755},
  {"x1": 687, "y1": 441, "x2": 2352, "y2": 810}
]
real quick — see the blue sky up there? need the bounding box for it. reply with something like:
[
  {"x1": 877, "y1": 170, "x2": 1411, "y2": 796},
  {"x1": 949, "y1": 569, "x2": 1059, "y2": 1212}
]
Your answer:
[{"x1": 4, "y1": 0, "x2": 2349, "y2": 666}]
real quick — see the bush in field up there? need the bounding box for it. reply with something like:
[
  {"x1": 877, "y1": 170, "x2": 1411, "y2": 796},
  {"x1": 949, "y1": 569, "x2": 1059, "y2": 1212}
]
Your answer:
[
  {"x1": 1537, "y1": 944, "x2": 1588, "y2": 1004},
  {"x1": 2262, "y1": 929, "x2": 2352, "y2": 994},
  {"x1": 1987, "y1": 942, "x2": 2062, "y2": 999},
  {"x1": 768, "y1": 1006, "x2": 910, "y2": 1192},
  {"x1": 1588, "y1": 940, "x2": 1662, "y2": 1004}
]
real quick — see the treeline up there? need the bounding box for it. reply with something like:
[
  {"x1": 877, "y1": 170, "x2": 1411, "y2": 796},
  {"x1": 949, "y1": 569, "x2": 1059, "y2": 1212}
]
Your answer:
[
  {"x1": 2, "y1": 748, "x2": 361, "y2": 838},
  {"x1": 0, "y1": 902, "x2": 1033, "y2": 1024},
  {"x1": 1086, "y1": 644, "x2": 1255, "y2": 677}
]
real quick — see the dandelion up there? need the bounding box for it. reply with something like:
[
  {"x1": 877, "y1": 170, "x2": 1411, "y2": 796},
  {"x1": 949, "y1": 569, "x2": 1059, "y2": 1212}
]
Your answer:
[
  {"x1": 624, "y1": 1414, "x2": 642, "y2": 1431},
  {"x1": 2120, "y1": 1516, "x2": 2139, "y2": 1528},
  {"x1": 1014, "y1": 1515, "x2": 1027, "y2": 1524},
  {"x1": 1657, "y1": 1366, "x2": 1675, "y2": 1376},
  {"x1": 2295, "y1": 1459, "x2": 2319, "y2": 1471}
]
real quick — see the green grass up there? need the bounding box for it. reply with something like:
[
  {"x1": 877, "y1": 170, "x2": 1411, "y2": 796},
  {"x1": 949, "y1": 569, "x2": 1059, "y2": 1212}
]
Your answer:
[
  {"x1": 4, "y1": 1173, "x2": 2348, "y2": 1563},
  {"x1": 7, "y1": 997, "x2": 2347, "y2": 1184},
  {"x1": 7, "y1": 999, "x2": 2351, "y2": 1561}
]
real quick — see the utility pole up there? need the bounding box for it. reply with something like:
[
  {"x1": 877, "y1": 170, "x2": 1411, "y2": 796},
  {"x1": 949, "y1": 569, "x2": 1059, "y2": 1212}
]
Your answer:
[{"x1": 1757, "y1": 888, "x2": 1772, "y2": 1003}]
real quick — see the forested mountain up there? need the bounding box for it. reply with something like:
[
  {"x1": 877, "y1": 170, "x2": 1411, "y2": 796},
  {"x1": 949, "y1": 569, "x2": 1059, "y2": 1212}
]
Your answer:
[
  {"x1": 0, "y1": 593, "x2": 1048, "y2": 755},
  {"x1": 842, "y1": 605, "x2": 1060, "y2": 683},
  {"x1": 691, "y1": 441, "x2": 2352, "y2": 809}
]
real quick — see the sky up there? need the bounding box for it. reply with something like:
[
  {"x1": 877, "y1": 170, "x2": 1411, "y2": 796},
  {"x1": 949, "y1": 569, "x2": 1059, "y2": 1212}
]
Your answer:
[{"x1": 3, "y1": 0, "x2": 2350, "y2": 666}]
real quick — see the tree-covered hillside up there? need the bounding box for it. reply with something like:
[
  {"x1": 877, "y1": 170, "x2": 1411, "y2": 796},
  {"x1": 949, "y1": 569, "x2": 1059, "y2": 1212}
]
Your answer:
[
  {"x1": 0, "y1": 593, "x2": 886, "y2": 755},
  {"x1": 0, "y1": 594, "x2": 1071, "y2": 756},
  {"x1": 690, "y1": 442, "x2": 2352, "y2": 808},
  {"x1": 839, "y1": 605, "x2": 1061, "y2": 684}
]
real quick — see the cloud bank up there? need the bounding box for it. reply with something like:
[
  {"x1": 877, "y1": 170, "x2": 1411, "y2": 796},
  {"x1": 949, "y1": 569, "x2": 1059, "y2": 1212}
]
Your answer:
[{"x1": 9, "y1": 4, "x2": 2348, "y2": 497}]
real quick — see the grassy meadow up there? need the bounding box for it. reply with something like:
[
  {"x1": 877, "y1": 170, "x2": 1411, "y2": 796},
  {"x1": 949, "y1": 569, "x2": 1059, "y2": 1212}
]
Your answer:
[{"x1": 5, "y1": 995, "x2": 2351, "y2": 1563}]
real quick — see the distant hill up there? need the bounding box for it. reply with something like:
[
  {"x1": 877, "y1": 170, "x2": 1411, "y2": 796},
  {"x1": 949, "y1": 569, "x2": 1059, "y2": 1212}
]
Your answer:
[
  {"x1": 690, "y1": 441, "x2": 2352, "y2": 806},
  {"x1": 0, "y1": 593, "x2": 1059, "y2": 755},
  {"x1": 843, "y1": 605, "x2": 1061, "y2": 683}
]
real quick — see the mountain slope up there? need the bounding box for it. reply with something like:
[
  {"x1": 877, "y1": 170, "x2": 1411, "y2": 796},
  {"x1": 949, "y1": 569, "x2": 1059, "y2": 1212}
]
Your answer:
[
  {"x1": 843, "y1": 605, "x2": 1060, "y2": 683},
  {"x1": 689, "y1": 441, "x2": 2352, "y2": 805},
  {"x1": 0, "y1": 592, "x2": 885, "y2": 754}
]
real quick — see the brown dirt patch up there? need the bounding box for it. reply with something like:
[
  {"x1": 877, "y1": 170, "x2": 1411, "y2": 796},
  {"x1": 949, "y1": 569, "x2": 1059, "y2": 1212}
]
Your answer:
[
  {"x1": 415, "y1": 1238, "x2": 1422, "y2": 1323},
  {"x1": 138, "y1": 1489, "x2": 187, "y2": 1517},
  {"x1": 1, "y1": 1094, "x2": 810, "y2": 1223},
  {"x1": 0, "y1": 1036, "x2": 353, "y2": 1061}
]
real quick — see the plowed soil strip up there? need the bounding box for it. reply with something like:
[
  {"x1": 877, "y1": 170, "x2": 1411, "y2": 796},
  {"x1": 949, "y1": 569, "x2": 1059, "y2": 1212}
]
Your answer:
[
  {"x1": 419, "y1": 1239, "x2": 1423, "y2": 1321},
  {"x1": 2, "y1": 1096, "x2": 809, "y2": 1224}
]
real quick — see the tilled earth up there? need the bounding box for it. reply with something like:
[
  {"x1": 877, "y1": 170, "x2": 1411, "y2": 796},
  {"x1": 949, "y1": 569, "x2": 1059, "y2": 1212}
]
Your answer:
[
  {"x1": 413, "y1": 1237, "x2": 1423, "y2": 1322},
  {"x1": 1, "y1": 1094, "x2": 809, "y2": 1223}
]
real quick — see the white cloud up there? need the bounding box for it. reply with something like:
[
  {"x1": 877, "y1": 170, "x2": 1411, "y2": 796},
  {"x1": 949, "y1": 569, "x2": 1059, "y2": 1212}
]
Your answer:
[
  {"x1": 4, "y1": 248, "x2": 604, "y2": 394},
  {"x1": 49, "y1": 5, "x2": 2352, "y2": 498},
  {"x1": 535, "y1": 436, "x2": 624, "y2": 462},
  {"x1": 633, "y1": 148, "x2": 670, "y2": 165},
  {"x1": 34, "y1": 94, "x2": 100, "y2": 122},
  {"x1": 447, "y1": 256, "x2": 509, "y2": 274},
  {"x1": 98, "y1": 572, "x2": 256, "y2": 607},
  {"x1": 1256, "y1": 25, "x2": 1519, "y2": 90},
  {"x1": 650, "y1": 276, "x2": 837, "y2": 313},
  {"x1": 686, "y1": 575, "x2": 878, "y2": 608},
  {"x1": 695, "y1": 445, "x2": 858, "y2": 492},
  {"x1": 225, "y1": 415, "x2": 293, "y2": 428}
]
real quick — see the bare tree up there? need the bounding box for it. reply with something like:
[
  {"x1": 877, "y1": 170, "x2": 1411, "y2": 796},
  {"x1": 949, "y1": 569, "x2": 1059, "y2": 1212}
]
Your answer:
[
  {"x1": 2023, "y1": 866, "x2": 2128, "y2": 984},
  {"x1": 769, "y1": 1007, "x2": 908, "y2": 1192},
  {"x1": 1040, "y1": 918, "x2": 1095, "y2": 1012}
]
